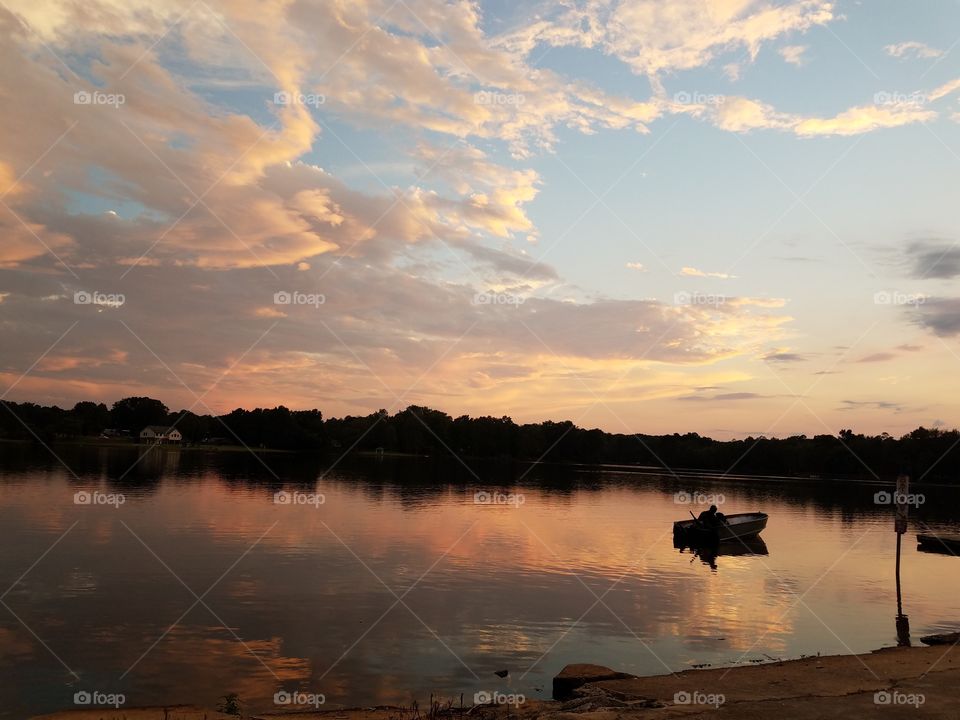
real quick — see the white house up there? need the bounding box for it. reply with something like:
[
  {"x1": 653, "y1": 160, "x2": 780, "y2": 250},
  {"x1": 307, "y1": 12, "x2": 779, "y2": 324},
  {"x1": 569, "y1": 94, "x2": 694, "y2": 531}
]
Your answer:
[{"x1": 139, "y1": 425, "x2": 182, "y2": 444}]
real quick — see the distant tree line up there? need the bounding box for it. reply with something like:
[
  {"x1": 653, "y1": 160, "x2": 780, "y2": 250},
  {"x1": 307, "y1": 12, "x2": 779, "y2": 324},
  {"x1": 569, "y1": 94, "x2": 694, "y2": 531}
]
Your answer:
[{"x1": 0, "y1": 396, "x2": 957, "y2": 480}]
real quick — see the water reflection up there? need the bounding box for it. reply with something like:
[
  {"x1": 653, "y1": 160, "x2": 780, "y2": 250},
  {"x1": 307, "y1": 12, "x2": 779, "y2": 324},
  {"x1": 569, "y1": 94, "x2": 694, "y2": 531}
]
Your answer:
[
  {"x1": 675, "y1": 537, "x2": 770, "y2": 572},
  {"x1": 0, "y1": 446, "x2": 959, "y2": 718}
]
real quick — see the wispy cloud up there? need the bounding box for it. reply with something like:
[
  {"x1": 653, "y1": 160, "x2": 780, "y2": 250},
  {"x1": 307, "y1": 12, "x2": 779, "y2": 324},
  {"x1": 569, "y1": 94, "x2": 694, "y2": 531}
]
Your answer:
[
  {"x1": 780, "y1": 45, "x2": 809, "y2": 66},
  {"x1": 764, "y1": 351, "x2": 808, "y2": 363},
  {"x1": 680, "y1": 266, "x2": 736, "y2": 279},
  {"x1": 498, "y1": 0, "x2": 835, "y2": 78},
  {"x1": 857, "y1": 352, "x2": 896, "y2": 363},
  {"x1": 885, "y1": 41, "x2": 943, "y2": 59},
  {"x1": 839, "y1": 399, "x2": 904, "y2": 412},
  {"x1": 680, "y1": 391, "x2": 767, "y2": 402}
]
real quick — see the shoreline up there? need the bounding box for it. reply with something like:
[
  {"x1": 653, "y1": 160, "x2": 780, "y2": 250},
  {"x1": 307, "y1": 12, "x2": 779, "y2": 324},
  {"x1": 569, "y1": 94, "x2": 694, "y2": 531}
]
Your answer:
[
  {"x1": 30, "y1": 644, "x2": 960, "y2": 719},
  {"x1": 5, "y1": 437, "x2": 957, "y2": 486}
]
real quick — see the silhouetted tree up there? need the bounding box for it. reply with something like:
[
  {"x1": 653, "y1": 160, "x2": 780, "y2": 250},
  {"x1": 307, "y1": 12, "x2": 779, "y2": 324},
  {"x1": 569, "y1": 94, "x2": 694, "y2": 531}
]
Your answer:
[
  {"x1": 72, "y1": 401, "x2": 111, "y2": 435},
  {"x1": 111, "y1": 397, "x2": 170, "y2": 433}
]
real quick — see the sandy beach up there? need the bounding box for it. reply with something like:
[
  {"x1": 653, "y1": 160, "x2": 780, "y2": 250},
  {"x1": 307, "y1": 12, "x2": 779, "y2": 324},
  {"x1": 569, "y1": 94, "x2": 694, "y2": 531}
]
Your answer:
[{"x1": 30, "y1": 643, "x2": 960, "y2": 719}]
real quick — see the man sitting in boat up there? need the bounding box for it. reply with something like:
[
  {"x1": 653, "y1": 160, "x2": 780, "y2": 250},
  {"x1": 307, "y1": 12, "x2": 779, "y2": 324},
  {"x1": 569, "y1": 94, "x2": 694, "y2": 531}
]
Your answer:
[{"x1": 697, "y1": 504, "x2": 727, "y2": 527}]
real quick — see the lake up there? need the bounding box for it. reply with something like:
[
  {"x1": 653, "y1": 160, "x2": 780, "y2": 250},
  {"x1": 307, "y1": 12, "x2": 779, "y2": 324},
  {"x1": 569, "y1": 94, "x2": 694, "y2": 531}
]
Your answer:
[{"x1": 1, "y1": 444, "x2": 959, "y2": 718}]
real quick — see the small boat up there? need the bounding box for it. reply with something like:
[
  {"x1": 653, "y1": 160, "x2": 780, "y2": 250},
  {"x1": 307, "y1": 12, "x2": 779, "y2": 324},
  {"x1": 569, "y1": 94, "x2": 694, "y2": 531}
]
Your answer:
[
  {"x1": 673, "y1": 512, "x2": 768, "y2": 544},
  {"x1": 917, "y1": 533, "x2": 960, "y2": 555}
]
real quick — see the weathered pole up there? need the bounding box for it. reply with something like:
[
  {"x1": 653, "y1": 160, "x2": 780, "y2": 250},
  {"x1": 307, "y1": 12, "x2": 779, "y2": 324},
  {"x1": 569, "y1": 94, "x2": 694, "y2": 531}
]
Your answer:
[{"x1": 894, "y1": 473, "x2": 910, "y2": 646}]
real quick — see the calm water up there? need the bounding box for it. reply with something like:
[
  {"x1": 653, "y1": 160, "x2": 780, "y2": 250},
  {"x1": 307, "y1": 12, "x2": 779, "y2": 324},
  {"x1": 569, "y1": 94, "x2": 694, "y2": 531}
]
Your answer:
[{"x1": 2, "y1": 444, "x2": 960, "y2": 718}]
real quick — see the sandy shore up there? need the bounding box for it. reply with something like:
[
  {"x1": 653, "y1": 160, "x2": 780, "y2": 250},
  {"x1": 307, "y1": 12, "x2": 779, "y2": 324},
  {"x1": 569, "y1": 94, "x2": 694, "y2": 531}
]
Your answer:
[{"x1": 31, "y1": 644, "x2": 960, "y2": 719}]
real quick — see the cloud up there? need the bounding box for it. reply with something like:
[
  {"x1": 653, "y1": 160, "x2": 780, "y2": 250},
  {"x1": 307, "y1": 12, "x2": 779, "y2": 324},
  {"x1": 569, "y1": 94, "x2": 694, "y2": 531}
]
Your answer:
[
  {"x1": 0, "y1": 0, "x2": 944, "y2": 283},
  {"x1": 680, "y1": 391, "x2": 766, "y2": 401},
  {"x1": 838, "y1": 399, "x2": 904, "y2": 412},
  {"x1": 906, "y1": 239, "x2": 960, "y2": 279},
  {"x1": 710, "y1": 97, "x2": 796, "y2": 133},
  {"x1": 253, "y1": 307, "x2": 287, "y2": 318},
  {"x1": 715, "y1": 392, "x2": 763, "y2": 400},
  {"x1": 857, "y1": 352, "x2": 896, "y2": 363},
  {"x1": 0, "y1": 162, "x2": 75, "y2": 269},
  {"x1": 727, "y1": 297, "x2": 787, "y2": 308},
  {"x1": 498, "y1": 0, "x2": 836, "y2": 78},
  {"x1": 855, "y1": 344, "x2": 923, "y2": 362},
  {"x1": 885, "y1": 41, "x2": 943, "y2": 60},
  {"x1": 779, "y1": 45, "x2": 809, "y2": 66},
  {"x1": 913, "y1": 297, "x2": 960, "y2": 337},
  {"x1": 0, "y1": 0, "x2": 671, "y2": 278},
  {"x1": 680, "y1": 266, "x2": 736, "y2": 279},
  {"x1": 0, "y1": 242, "x2": 795, "y2": 417},
  {"x1": 0, "y1": 210, "x2": 75, "y2": 269},
  {"x1": 491, "y1": 1, "x2": 945, "y2": 140},
  {"x1": 723, "y1": 63, "x2": 742, "y2": 81},
  {"x1": 625, "y1": 262, "x2": 647, "y2": 271},
  {"x1": 763, "y1": 351, "x2": 807, "y2": 363},
  {"x1": 706, "y1": 96, "x2": 934, "y2": 137},
  {"x1": 793, "y1": 104, "x2": 936, "y2": 136},
  {"x1": 929, "y1": 78, "x2": 960, "y2": 102},
  {"x1": 458, "y1": 243, "x2": 557, "y2": 282}
]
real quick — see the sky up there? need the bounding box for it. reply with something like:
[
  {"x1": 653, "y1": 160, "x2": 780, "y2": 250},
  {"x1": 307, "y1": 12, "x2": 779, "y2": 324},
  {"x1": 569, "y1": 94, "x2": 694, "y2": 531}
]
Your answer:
[{"x1": 1, "y1": 0, "x2": 960, "y2": 439}]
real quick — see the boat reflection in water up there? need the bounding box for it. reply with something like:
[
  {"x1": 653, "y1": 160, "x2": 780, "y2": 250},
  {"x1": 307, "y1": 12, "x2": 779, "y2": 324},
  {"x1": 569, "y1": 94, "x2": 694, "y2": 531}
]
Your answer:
[
  {"x1": 675, "y1": 536, "x2": 770, "y2": 571},
  {"x1": 916, "y1": 532, "x2": 960, "y2": 556}
]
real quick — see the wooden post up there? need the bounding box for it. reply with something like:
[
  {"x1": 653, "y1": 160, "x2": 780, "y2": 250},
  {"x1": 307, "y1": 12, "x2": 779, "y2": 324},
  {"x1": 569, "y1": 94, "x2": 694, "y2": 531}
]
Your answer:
[
  {"x1": 894, "y1": 473, "x2": 910, "y2": 646},
  {"x1": 895, "y1": 532, "x2": 903, "y2": 615},
  {"x1": 895, "y1": 473, "x2": 909, "y2": 535}
]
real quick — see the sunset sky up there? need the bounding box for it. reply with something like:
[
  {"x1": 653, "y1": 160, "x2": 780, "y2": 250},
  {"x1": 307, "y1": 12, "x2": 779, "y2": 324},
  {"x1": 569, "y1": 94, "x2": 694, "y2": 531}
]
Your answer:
[{"x1": 2, "y1": 0, "x2": 960, "y2": 438}]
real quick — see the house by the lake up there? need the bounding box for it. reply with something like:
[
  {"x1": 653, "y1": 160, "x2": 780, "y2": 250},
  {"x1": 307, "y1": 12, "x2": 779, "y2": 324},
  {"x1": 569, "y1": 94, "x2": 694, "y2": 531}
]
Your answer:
[{"x1": 139, "y1": 426, "x2": 182, "y2": 444}]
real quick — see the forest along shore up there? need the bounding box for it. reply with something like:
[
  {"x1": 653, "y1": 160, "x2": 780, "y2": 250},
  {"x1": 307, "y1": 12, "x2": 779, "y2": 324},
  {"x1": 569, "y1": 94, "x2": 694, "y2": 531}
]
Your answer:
[
  {"x1": 30, "y1": 644, "x2": 960, "y2": 719},
  {"x1": 8, "y1": 396, "x2": 960, "y2": 480}
]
